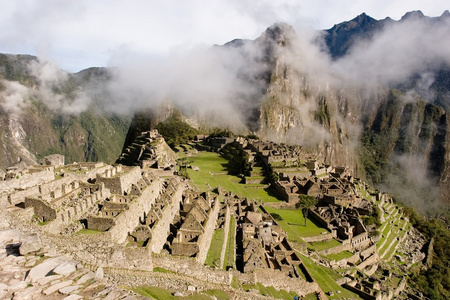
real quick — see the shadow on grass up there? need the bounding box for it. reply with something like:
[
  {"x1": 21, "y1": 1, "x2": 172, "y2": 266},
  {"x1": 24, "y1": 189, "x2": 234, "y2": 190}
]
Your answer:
[
  {"x1": 288, "y1": 222, "x2": 306, "y2": 227},
  {"x1": 263, "y1": 187, "x2": 284, "y2": 201},
  {"x1": 307, "y1": 215, "x2": 329, "y2": 230}
]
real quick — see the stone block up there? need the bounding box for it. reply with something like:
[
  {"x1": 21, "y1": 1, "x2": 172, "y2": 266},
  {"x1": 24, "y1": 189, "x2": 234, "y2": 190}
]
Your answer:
[
  {"x1": 76, "y1": 271, "x2": 95, "y2": 285},
  {"x1": 26, "y1": 256, "x2": 67, "y2": 283},
  {"x1": 59, "y1": 285, "x2": 81, "y2": 295},
  {"x1": 0, "y1": 229, "x2": 20, "y2": 246},
  {"x1": 53, "y1": 261, "x2": 77, "y2": 276},
  {"x1": 36, "y1": 275, "x2": 62, "y2": 286},
  {"x1": 19, "y1": 233, "x2": 42, "y2": 255},
  {"x1": 42, "y1": 280, "x2": 73, "y2": 295}
]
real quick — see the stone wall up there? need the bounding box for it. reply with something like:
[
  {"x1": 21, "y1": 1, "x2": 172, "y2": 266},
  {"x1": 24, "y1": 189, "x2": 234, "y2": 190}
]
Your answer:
[
  {"x1": 149, "y1": 180, "x2": 184, "y2": 254},
  {"x1": 109, "y1": 177, "x2": 163, "y2": 243},
  {"x1": 0, "y1": 168, "x2": 54, "y2": 194},
  {"x1": 319, "y1": 243, "x2": 352, "y2": 256},
  {"x1": 24, "y1": 197, "x2": 56, "y2": 221},
  {"x1": 87, "y1": 216, "x2": 115, "y2": 231},
  {"x1": 153, "y1": 255, "x2": 231, "y2": 285},
  {"x1": 356, "y1": 253, "x2": 379, "y2": 270},
  {"x1": 96, "y1": 166, "x2": 141, "y2": 195},
  {"x1": 9, "y1": 186, "x2": 40, "y2": 206},
  {"x1": 361, "y1": 244, "x2": 377, "y2": 261},
  {"x1": 48, "y1": 233, "x2": 152, "y2": 270},
  {"x1": 309, "y1": 208, "x2": 331, "y2": 229},
  {"x1": 302, "y1": 233, "x2": 333, "y2": 243},
  {"x1": 233, "y1": 268, "x2": 319, "y2": 296},
  {"x1": 196, "y1": 197, "x2": 221, "y2": 264}
]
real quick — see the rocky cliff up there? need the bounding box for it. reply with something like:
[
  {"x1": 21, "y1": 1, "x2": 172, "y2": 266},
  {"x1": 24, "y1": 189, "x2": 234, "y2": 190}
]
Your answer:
[{"x1": 0, "y1": 54, "x2": 131, "y2": 168}]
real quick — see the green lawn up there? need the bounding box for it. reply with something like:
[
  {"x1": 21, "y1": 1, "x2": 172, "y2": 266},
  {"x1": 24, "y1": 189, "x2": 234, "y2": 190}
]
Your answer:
[
  {"x1": 224, "y1": 215, "x2": 236, "y2": 269},
  {"x1": 263, "y1": 207, "x2": 328, "y2": 241},
  {"x1": 76, "y1": 228, "x2": 103, "y2": 235},
  {"x1": 308, "y1": 239, "x2": 342, "y2": 252},
  {"x1": 326, "y1": 251, "x2": 354, "y2": 261},
  {"x1": 205, "y1": 229, "x2": 225, "y2": 267},
  {"x1": 203, "y1": 289, "x2": 230, "y2": 300},
  {"x1": 185, "y1": 152, "x2": 282, "y2": 203},
  {"x1": 133, "y1": 286, "x2": 175, "y2": 300},
  {"x1": 299, "y1": 254, "x2": 361, "y2": 299}
]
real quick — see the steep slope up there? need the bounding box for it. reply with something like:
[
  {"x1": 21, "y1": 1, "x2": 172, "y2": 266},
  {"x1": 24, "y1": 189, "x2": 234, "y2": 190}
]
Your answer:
[{"x1": 0, "y1": 54, "x2": 131, "y2": 169}]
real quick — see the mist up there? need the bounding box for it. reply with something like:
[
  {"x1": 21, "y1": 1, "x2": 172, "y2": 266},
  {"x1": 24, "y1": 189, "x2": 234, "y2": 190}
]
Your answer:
[{"x1": 331, "y1": 14, "x2": 450, "y2": 97}]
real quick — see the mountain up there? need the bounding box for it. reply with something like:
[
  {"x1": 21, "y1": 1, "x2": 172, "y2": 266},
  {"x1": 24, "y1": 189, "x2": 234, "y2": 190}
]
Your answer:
[
  {"x1": 0, "y1": 11, "x2": 449, "y2": 212},
  {"x1": 121, "y1": 11, "x2": 450, "y2": 211},
  {"x1": 0, "y1": 54, "x2": 131, "y2": 168}
]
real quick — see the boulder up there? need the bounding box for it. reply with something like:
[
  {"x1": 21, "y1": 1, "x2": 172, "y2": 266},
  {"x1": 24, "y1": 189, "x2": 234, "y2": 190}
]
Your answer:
[
  {"x1": 26, "y1": 256, "x2": 67, "y2": 283},
  {"x1": 0, "y1": 229, "x2": 20, "y2": 246},
  {"x1": 43, "y1": 280, "x2": 73, "y2": 295},
  {"x1": 76, "y1": 271, "x2": 95, "y2": 285},
  {"x1": 95, "y1": 267, "x2": 104, "y2": 279},
  {"x1": 19, "y1": 233, "x2": 41, "y2": 255},
  {"x1": 53, "y1": 261, "x2": 77, "y2": 276}
]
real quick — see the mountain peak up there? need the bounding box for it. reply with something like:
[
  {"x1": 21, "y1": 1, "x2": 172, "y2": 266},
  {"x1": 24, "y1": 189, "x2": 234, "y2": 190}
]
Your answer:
[
  {"x1": 258, "y1": 22, "x2": 296, "y2": 47},
  {"x1": 401, "y1": 10, "x2": 425, "y2": 21}
]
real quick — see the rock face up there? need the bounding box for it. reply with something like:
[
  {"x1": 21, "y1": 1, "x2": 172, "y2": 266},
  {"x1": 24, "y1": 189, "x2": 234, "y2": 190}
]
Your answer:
[{"x1": 0, "y1": 54, "x2": 131, "y2": 169}]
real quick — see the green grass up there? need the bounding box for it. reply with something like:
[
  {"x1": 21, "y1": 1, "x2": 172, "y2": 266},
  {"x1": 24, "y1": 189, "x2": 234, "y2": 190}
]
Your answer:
[
  {"x1": 308, "y1": 239, "x2": 342, "y2": 251},
  {"x1": 303, "y1": 293, "x2": 319, "y2": 300},
  {"x1": 203, "y1": 289, "x2": 230, "y2": 300},
  {"x1": 263, "y1": 207, "x2": 328, "y2": 241},
  {"x1": 266, "y1": 286, "x2": 283, "y2": 299},
  {"x1": 257, "y1": 283, "x2": 271, "y2": 296},
  {"x1": 185, "y1": 152, "x2": 282, "y2": 203},
  {"x1": 280, "y1": 289, "x2": 300, "y2": 300},
  {"x1": 298, "y1": 254, "x2": 361, "y2": 299},
  {"x1": 152, "y1": 267, "x2": 175, "y2": 274},
  {"x1": 133, "y1": 286, "x2": 175, "y2": 300},
  {"x1": 205, "y1": 229, "x2": 225, "y2": 267},
  {"x1": 224, "y1": 216, "x2": 236, "y2": 269},
  {"x1": 76, "y1": 228, "x2": 103, "y2": 234},
  {"x1": 326, "y1": 251, "x2": 354, "y2": 261},
  {"x1": 182, "y1": 294, "x2": 213, "y2": 300}
]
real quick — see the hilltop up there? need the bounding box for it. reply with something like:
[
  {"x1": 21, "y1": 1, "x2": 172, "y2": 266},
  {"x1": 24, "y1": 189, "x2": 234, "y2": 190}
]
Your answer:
[{"x1": 0, "y1": 131, "x2": 447, "y2": 299}]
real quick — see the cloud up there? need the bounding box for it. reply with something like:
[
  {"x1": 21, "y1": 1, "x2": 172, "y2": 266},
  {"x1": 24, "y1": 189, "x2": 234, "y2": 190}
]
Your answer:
[
  {"x1": 381, "y1": 154, "x2": 442, "y2": 215},
  {"x1": 0, "y1": 0, "x2": 448, "y2": 72},
  {"x1": 0, "y1": 80, "x2": 30, "y2": 117},
  {"x1": 331, "y1": 16, "x2": 450, "y2": 93},
  {"x1": 105, "y1": 41, "x2": 271, "y2": 129}
]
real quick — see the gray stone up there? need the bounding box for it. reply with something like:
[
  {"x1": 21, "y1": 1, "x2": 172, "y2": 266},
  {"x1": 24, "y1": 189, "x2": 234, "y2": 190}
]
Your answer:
[
  {"x1": 7, "y1": 280, "x2": 27, "y2": 291},
  {"x1": 26, "y1": 256, "x2": 66, "y2": 283},
  {"x1": 53, "y1": 261, "x2": 77, "y2": 276},
  {"x1": 36, "y1": 275, "x2": 62, "y2": 286},
  {"x1": 76, "y1": 271, "x2": 95, "y2": 285},
  {"x1": 43, "y1": 280, "x2": 73, "y2": 295},
  {"x1": 187, "y1": 285, "x2": 196, "y2": 291},
  {"x1": 19, "y1": 233, "x2": 41, "y2": 255},
  {"x1": 95, "y1": 267, "x2": 104, "y2": 279},
  {"x1": 59, "y1": 285, "x2": 81, "y2": 295},
  {"x1": 63, "y1": 295, "x2": 83, "y2": 300},
  {"x1": 12, "y1": 286, "x2": 43, "y2": 300},
  {"x1": 0, "y1": 229, "x2": 20, "y2": 246}
]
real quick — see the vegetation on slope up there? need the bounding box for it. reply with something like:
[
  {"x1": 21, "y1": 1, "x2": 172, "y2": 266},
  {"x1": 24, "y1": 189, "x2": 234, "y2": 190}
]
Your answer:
[
  {"x1": 155, "y1": 111, "x2": 199, "y2": 148},
  {"x1": 403, "y1": 207, "x2": 450, "y2": 300}
]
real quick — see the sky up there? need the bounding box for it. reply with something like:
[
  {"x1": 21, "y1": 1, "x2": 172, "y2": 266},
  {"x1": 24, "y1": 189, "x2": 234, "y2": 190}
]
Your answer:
[{"x1": 0, "y1": 0, "x2": 448, "y2": 72}]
